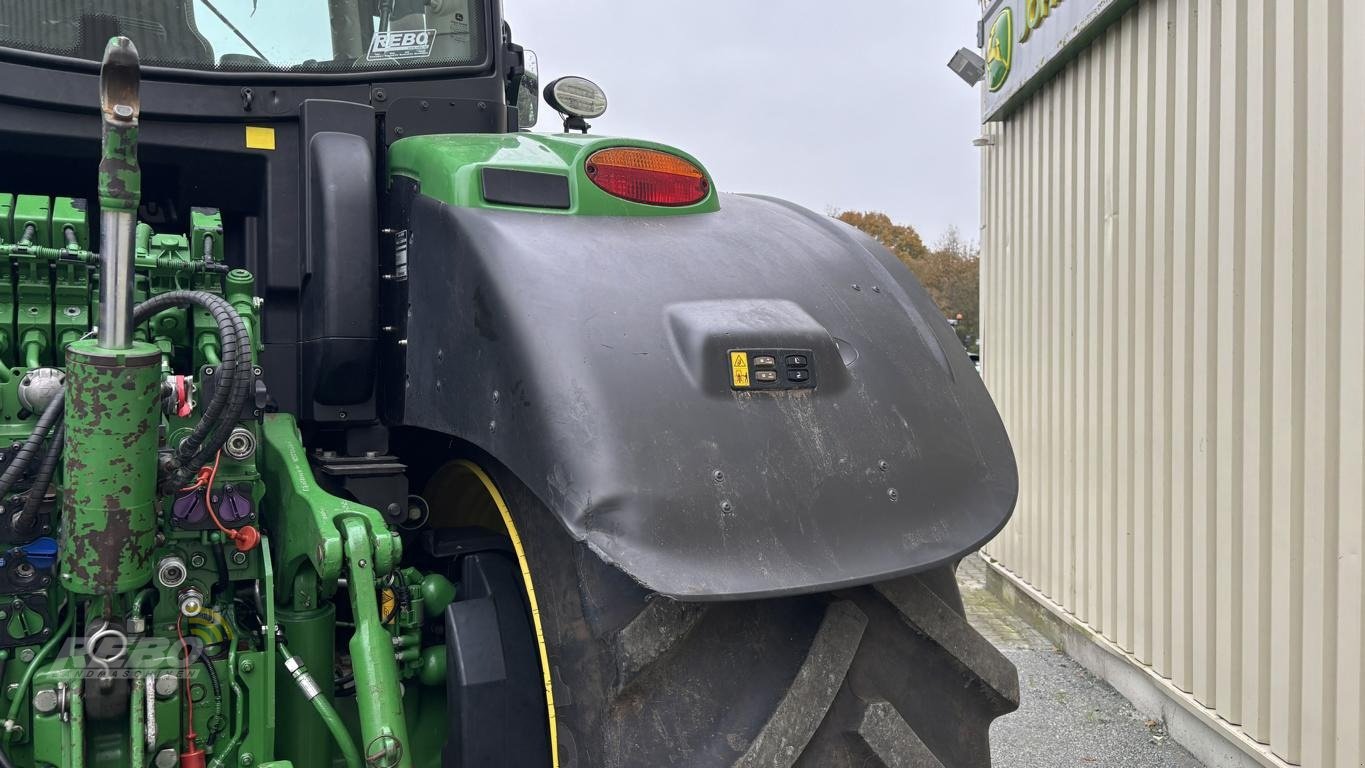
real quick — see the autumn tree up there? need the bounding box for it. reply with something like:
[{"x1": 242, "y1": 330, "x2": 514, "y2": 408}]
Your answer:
[{"x1": 834, "y1": 211, "x2": 980, "y2": 347}]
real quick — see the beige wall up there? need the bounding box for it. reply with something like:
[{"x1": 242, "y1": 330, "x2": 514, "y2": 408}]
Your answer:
[{"x1": 978, "y1": 1, "x2": 1364, "y2": 765}]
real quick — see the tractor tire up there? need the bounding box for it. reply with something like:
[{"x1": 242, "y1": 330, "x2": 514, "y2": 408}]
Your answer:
[{"x1": 487, "y1": 464, "x2": 1021, "y2": 768}]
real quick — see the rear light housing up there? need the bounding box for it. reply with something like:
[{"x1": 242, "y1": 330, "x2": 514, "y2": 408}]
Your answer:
[{"x1": 584, "y1": 147, "x2": 710, "y2": 207}]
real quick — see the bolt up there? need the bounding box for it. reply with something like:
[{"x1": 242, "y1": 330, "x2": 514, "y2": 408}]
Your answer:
[
  {"x1": 872, "y1": 285, "x2": 882, "y2": 293},
  {"x1": 720, "y1": 501, "x2": 733, "y2": 513},
  {"x1": 338, "y1": 411, "x2": 348, "y2": 420},
  {"x1": 154, "y1": 673, "x2": 179, "y2": 699},
  {"x1": 240, "y1": 753, "x2": 255, "y2": 766},
  {"x1": 231, "y1": 551, "x2": 247, "y2": 566},
  {"x1": 358, "y1": 559, "x2": 367, "y2": 569},
  {"x1": 491, "y1": 390, "x2": 500, "y2": 404},
  {"x1": 887, "y1": 488, "x2": 899, "y2": 502},
  {"x1": 373, "y1": 88, "x2": 386, "y2": 101},
  {"x1": 18, "y1": 649, "x2": 34, "y2": 663},
  {"x1": 712, "y1": 470, "x2": 725, "y2": 483},
  {"x1": 239, "y1": 659, "x2": 255, "y2": 674},
  {"x1": 6, "y1": 683, "x2": 18, "y2": 700},
  {"x1": 488, "y1": 419, "x2": 497, "y2": 433},
  {"x1": 31, "y1": 688, "x2": 58, "y2": 715},
  {"x1": 154, "y1": 748, "x2": 179, "y2": 768},
  {"x1": 252, "y1": 296, "x2": 264, "y2": 309},
  {"x1": 204, "y1": 367, "x2": 215, "y2": 376},
  {"x1": 420, "y1": 100, "x2": 429, "y2": 110},
  {"x1": 851, "y1": 284, "x2": 862, "y2": 292},
  {"x1": 878, "y1": 460, "x2": 889, "y2": 472},
  {"x1": 189, "y1": 553, "x2": 207, "y2": 568}
]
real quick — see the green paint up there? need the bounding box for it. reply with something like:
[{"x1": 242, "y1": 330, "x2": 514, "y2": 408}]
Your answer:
[
  {"x1": 52, "y1": 198, "x2": 91, "y2": 351},
  {"x1": 60, "y1": 340, "x2": 161, "y2": 595},
  {"x1": 0, "y1": 193, "x2": 13, "y2": 243},
  {"x1": 14, "y1": 195, "x2": 53, "y2": 367},
  {"x1": 419, "y1": 573, "x2": 456, "y2": 618},
  {"x1": 986, "y1": 8, "x2": 1014, "y2": 92},
  {"x1": 98, "y1": 124, "x2": 140, "y2": 214},
  {"x1": 339, "y1": 515, "x2": 411, "y2": 768},
  {"x1": 260, "y1": 414, "x2": 411, "y2": 764},
  {"x1": 389, "y1": 132, "x2": 720, "y2": 216},
  {"x1": 275, "y1": 604, "x2": 337, "y2": 768}
]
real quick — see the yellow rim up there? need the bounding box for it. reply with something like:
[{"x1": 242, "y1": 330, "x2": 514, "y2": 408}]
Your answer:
[{"x1": 453, "y1": 460, "x2": 559, "y2": 767}]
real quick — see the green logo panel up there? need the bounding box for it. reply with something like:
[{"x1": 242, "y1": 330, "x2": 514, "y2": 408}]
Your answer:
[{"x1": 986, "y1": 8, "x2": 1013, "y2": 92}]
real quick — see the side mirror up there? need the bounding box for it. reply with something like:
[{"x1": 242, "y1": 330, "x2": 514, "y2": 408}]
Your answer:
[{"x1": 516, "y1": 50, "x2": 539, "y2": 130}]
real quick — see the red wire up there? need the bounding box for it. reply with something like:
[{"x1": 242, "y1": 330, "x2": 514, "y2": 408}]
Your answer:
[
  {"x1": 176, "y1": 614, "x2": 196, "y2": 743},
  {"x1": 200, "y1": 451, "x2": 237, "y2": 542}
]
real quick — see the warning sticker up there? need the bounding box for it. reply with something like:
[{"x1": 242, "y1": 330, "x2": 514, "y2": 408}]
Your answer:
[
  {"x1": 368, "y1": 29, "x2": 437, "y2": 61},
  {"x1": 729, "y1": 351, "x2": 750, "y2": 388},
  {"x1": 393, "y1": 230, "x2": 409, "y2": 280}
]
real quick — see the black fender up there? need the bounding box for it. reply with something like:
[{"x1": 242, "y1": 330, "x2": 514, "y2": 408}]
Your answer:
[{"x1": 392, "y1": 190, "x2": 1017, "y2": 600}]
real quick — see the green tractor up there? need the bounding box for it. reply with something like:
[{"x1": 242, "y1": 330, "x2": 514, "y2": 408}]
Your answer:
[{"x1": 0, "y1": 3, "x2": 1018, "y2": 766}]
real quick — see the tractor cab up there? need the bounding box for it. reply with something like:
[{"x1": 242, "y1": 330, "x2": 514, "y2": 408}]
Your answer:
[
  {"x1": 0, "y1": 4, "x2": 1020, "y2": 767},
  {"x1": 0, "y1": 1, "x2": 494, "y2": 76}
]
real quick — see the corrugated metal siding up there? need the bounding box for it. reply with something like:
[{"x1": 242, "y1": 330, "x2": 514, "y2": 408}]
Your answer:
[{"x1": 978, "y1": 0, "x2": 1365, "y2": 765}]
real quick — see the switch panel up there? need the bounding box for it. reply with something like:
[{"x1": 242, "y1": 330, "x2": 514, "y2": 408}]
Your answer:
[{"x1": 728, "y1": 349, "x2": 817, "y2": 391}]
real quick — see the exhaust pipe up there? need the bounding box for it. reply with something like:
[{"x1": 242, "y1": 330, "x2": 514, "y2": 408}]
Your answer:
[
  {"x1": 61, "y1": 36, "x2": 161, "y2": 596},
  {"x1": 96, "y1": 36, "x2": 141, "y2": 350}
]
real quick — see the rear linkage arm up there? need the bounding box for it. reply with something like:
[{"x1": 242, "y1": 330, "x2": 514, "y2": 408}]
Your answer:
[{"x1": 259, "y1": 414, "x2": 411, "y2": 768}]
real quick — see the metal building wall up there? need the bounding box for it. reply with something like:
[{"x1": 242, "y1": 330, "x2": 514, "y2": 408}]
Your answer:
[{"x1": 978, "y1": 1, "x2": 1364, "y2": 765}]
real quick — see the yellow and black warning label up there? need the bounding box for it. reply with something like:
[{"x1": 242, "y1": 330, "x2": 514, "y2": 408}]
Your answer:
[{"x1": 730, "y1": 351, "x2": 750, "y2": 388}]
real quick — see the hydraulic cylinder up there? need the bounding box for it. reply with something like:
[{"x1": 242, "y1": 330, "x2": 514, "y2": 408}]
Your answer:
[{"x1": 59, "y1": 340, "x2": 161, "y2": 594}]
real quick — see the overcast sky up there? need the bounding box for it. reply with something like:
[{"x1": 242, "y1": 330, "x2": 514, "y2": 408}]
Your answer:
[{"x1": 507, "y1": 1, "x2": 984, "y2": 245}]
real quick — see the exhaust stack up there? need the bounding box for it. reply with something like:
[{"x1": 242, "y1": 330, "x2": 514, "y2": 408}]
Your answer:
[
  {"x1": 60, "y1": 36, "x2": 161, "y2": 595},
  {"x1": 96, "y1": 36, "x2": 141, "y2": 349}
]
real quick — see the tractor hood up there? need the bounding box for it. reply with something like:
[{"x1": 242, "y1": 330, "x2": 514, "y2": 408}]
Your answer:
[{"x1": 391, "y1": 187, "x2": 1017, "y2": 600}]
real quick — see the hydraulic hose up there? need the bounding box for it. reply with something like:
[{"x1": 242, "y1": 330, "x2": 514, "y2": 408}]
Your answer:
[
  {"x1": 0, "y1": 392, "x2": 64, "y2": 499},
  {"x1": 18, "y1": 422, "x2": 65, "y2": 530},
  {"x1": 131, "y1": 290, "x2": 251, "y2": 492},
  {"x1": 2, "y1": 604, "x2": 73, "y2": 745},
  {"x1": 278, "y1": 642, "x2": 362, "y2": 768},
  {"x1": 208, "y1": 619, "x2": 245, "y2": 768}
]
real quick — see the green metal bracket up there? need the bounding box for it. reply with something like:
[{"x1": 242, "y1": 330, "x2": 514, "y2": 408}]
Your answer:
[
  {"x1": 258, "y1": 414, "x2": 409, "y2": 766},
  {"x1": 259, "y1": 415, "x2": 398, "y2": 602},
  {"x1": 14, "y1": 195, "x2": 53, "y2": 367},
  {"x1": 52, "y1": 198, "x2": 91, "y2": 352}
]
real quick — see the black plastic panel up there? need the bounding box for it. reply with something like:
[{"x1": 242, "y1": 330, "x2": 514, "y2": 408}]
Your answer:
[
  {"x1": 396, "y1": 192, "x2": 1018, "y2": 600},
  {"x1": 299, "y1": 101, "x2": 378, "y2": 421},
  {"x1": 480, "y1": 168, "x2": 571, "y2": 209},
  {"x1": 443, "y1": 551, "x2": 551, "y2": 767}
]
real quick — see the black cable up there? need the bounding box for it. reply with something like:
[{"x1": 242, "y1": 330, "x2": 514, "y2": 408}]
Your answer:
[
  {"x1": 198, "y1": 654, "x2": 224, "y2": 745},
  {"x1": 131, "y1": 291, "x2": 251, "y2": 492},
  {"x1": 17, "y1": 422, "x2": 64, "y2": 532},
  {"x1": 0, "y1": 392, "x2": 64, "y2": 499}
]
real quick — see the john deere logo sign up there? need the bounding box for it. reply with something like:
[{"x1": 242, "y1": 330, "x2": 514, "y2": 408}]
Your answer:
[{"x1": 985, "y1": 8, "x2": 1013, "y2": 92}]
